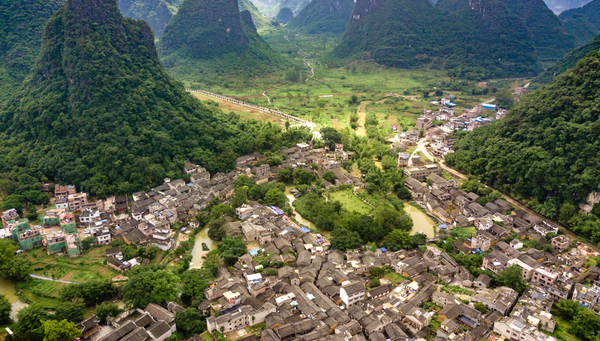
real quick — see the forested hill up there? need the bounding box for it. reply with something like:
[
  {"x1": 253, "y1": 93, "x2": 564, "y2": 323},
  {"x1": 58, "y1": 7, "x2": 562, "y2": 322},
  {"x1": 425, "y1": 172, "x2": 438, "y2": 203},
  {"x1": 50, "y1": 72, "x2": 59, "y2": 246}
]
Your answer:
[
  {"x1": 158, "y1": 0, "x2": 287, "y2": 82},
  {"x1": 535, "y1": 33, "x2": 600, "y2": 83},
  {"x1": 238, "y1": 0, "x2": 271, "y2": 30},
  {"x1": 332, "y1": 0, "x2": 541, "y2": 79},
  {"x1": 0, "y1": 0, "x2": 311, "y2": 197},
  {"x1": 274, "y1": 7, "x2": 294, "y2": 24},
  {"x1": 445, "y1": 50, "x2": 600, "y2": 224},
  {"x1": 497, "y1": 0, "x2": 575, "y2": 64},
  {"x1": 118, "y1": 0, "x2": 179, "y2": 37},
  {"x1": 0, "y1": 0, "x2": 63, "y2": 102},
  {"x1": 559, "y1": 0, "x2": 600, "y2": 29},
  {"x1": 287, "y1": 0, "x2": 355, "y2": 35}
]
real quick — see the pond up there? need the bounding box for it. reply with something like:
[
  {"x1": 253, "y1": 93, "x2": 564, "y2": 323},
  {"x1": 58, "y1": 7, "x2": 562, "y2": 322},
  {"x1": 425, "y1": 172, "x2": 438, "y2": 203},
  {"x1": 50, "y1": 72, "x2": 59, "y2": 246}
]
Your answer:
[
  {"x1": 405, "y1": 204, "x2": 436, "y2": 238},
  {"x1": 189, "y1": 227, "x2": 217, "y2": 269},
  {"x1": 0, "y1": 278, "x2": 29, "y2": 320}
]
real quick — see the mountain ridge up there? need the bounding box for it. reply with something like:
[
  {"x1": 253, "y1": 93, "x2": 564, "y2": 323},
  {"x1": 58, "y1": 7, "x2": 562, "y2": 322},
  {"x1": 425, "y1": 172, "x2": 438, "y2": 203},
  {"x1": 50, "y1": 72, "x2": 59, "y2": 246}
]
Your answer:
[{"x1": 287, "y1": 0, "x2": 354, "y2": 35}]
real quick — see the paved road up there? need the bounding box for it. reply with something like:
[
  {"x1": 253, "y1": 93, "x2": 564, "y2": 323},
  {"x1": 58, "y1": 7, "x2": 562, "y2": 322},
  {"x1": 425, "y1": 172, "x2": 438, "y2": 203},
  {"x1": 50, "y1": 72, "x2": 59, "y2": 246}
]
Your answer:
[
  {"x1": 30, "y1": 274, "x2": 79, "y2": 284},
  {"x1": 418, "y1": 138, "x2": 598, "y2": 252}
]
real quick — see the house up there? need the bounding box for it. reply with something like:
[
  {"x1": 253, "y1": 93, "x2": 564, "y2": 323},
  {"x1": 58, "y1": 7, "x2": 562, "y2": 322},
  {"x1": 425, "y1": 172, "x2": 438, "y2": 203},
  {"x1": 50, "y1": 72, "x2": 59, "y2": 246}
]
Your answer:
[
  {"x1": 404, "y1": 164, "x2": 441, "y2": 181},
  {"x1": 252, "y1": 164, "x2": 271, "y2": 179},
  {"x1": 340, "y1": 282, "x2": 365, "y2": 307},
  {"x1": 77, "y1": 315, "x2": 100, "y2": 339},
  {"x1": 398, "y1": 153, "x2": 410, "y2": 167},
  {"x1": 551, "y1": 235, "x2": 570, "y2": 253},
  {"x1": 494, "y1": 316, "x2": 557, "y2": 341},
  {"x1": 115, "y1": 196, "x2": 128, "y2": 213}
]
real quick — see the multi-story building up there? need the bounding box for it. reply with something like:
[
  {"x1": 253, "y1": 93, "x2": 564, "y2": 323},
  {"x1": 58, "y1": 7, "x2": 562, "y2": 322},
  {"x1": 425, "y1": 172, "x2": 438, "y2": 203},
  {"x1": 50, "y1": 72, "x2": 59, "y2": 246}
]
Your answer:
[
  {"x1": 494, "y1": 316, "x2": 557, "y2": 341},
  {"x1": 551, "y1": 235, "x2": 571, "y2": 253},
  {"x1": 340, "y1": 282, "x2": 365, "y2": 307},
  {"x1": 404, "y1": 164, "x2": 441, "y2": 181},
  {"x1": 18, "y1": 228, "x2": 43, "y2": 250},
  {"x1": 45, "y1": 231, "x2": 67, "y2": 254},
  {"x1": 68, "y1": 193, "x2": 88, "y2": 211},
  {"x1": 55, "y1": 185, "x2": 76, "y2": 198},
  {"x1": 60, "y1": 212, "x2": 77, "y2": 234},
  {"x1": 531, "y1": 268, "x2": 559, "y2": 287},
  {"x1": 398, "y1": 153, "x2": 410, "y2": 167},
  {"x1": 1, "y1": 208, "x2": 19, "y2": 229},
  {"x1": 42, "y1": 208, "x2": 66, "y2": 226}
]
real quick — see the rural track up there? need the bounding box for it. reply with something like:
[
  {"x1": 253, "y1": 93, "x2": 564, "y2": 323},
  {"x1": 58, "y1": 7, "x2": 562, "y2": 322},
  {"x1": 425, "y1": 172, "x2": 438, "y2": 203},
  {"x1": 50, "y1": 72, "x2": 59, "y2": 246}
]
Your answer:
[
  {"x1": 30, "y1": 274, "x2": 79, "y2": 284},
  {"x1": 284, "y1": 33, "x2": 314, "y2": 82}
]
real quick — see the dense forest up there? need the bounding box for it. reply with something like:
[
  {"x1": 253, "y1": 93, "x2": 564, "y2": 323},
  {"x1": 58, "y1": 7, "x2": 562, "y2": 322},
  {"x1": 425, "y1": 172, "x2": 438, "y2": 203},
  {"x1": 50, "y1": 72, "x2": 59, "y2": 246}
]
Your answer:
[
  {"x1": 559, "y1": 0, "x2": 600, "y2": 30},
  {"x1": 445, "y1": 50, "x2": 600, "y2": 242},
  {"x1": 238, "y1": 0, "x2": 271, "y2": 30},
  {"x1": 0, "y1": 0, "x2": 311, "y2": 199},
  {"x1": 332, "y1": 0, "x2": 542, "y2": 80},
  {"x1": 118, "y1": 0, "x2": 180, "y2": 37},
  {"x1": 559, "y1": 0, "x2": 600, "y2": 45},
  {"x1": 158, "y1": 0, "x2": 287, "y2": 82},
  {"x1": 274, "y1": 7, "x2": 294, "y2": 24},
  {"x1": 286, "y1": 0, "x2": 355, "y2": 35},
  {"x1": 535, "y1": 33, "x2": 600, "y2": 83},
  {"x1": 0, "y1": 0, "x2": 63, "y2": 102}
]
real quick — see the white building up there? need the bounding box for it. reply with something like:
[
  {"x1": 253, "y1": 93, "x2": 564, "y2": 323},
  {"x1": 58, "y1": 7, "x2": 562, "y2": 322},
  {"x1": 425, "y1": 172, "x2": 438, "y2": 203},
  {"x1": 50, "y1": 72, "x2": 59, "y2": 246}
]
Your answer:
[{"x1": 340, "y1": 281, "x2": 366, "y2": 307}]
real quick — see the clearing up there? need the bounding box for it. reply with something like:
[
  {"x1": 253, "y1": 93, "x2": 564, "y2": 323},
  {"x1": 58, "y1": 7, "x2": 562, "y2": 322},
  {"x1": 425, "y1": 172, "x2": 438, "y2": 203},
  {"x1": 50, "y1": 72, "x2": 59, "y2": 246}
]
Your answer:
[{"x1": 328, "y1": 189, "x2": 373, "y2": 215}]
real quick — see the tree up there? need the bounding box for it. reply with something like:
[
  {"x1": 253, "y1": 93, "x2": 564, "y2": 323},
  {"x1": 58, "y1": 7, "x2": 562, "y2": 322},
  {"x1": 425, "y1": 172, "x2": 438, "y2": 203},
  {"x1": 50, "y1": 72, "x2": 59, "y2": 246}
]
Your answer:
[
  {"x1": 474, "y1": 302, "x2": 487, "y2": 313},
  {"x1": 330, "y1": 228, "x2": 362, "y2": 252},
  {"x1": 59, "y1": 280, "x2": 117, "y2": 306},
  {"x1": 0, "y1": 294, "x2": 11, "y2": 324},
  {"x1": 554, "y1": 299, "x2": 581, "y2": 320},
  {"x1": 570, "y1": 308, "x2": 600, "y2": 341},
  {"x1": 41, "y1": 320, "x2": 82, "y2": 341},
  {"x1": 81, "y1": 236, "x2": 96, "y2": 251},
  {"x1": 264, "y1": 188, "x2": 287, "y2": 207},
  {"x1": 435, "y1": 89, "x2": 443, "y2": 97},
  {"x1": 15, "y1": 305, "x2": 48, "y2": 337},
  {"x1": 422, "y1": 91, "x2": 429, "y2": 98},
  {"x1": 382, "y1": 230, "x2": 413, "y2": 251},
  {"x1": 498, "y1": 265, "x2": 527, "y2": 294},
  {"x1": 1, "y1": 258, "x2": 33, "y2": 282},
  {"x1": 381, "y1": 155, "x2": 397, "y2": 171},
  {"x1": 276, "y1": 167, "x2": 294, "y2": 183},
  {"x1": 121, "y1": 267, "x2": 181, "y2": 309},
  {"x1": 411, "y1": 233, "x2": 427, "y2": 247},
  {"x1": 369, "y1": 267, "x2": 384, "y2": 278},
  {"x1": 207, "y1": 218, "x2": 225, "y2": 241},
  {"x1": 371, "y1": 278, "x2": 380, "y2": 287},
  {"x1": 293, "y1": 168, "x2": 315, "y2": 185},
  {"x1": 96, "y1": 302, "x2": 122, "y2": 323},
  {"x1": 322, "y1": 171, "x2": 337, "y2": 184},
  {"x1": 175, "y1": 308, "x2": 206, "y2": 338},
  {"x1": 218, "y1": 236, "x2": 247, "y2": 266},
  {"x1": 231, "y1": 186, "x2": 248, "y2": 209},
  {"x1": 320, "y1": 127, "x2": 342, "y2": 149},
  {"x1": 0, "y1": 239, "x2": 17, "y2": 266},
  {"x1": 181, "y1": 269, "x2": 214, "y2": 306},
  {"x1": 54, "y1": 301, "x2": 85, "y2": 323}
]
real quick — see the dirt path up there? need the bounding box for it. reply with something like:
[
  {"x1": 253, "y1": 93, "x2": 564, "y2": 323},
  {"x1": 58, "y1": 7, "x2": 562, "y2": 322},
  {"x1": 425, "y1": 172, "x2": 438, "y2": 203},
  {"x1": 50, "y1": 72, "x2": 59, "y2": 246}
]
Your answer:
[
  {"x1": 356, "y1": 100, "x2": 371, "y2": 137},
  {"x1": 284, "y1": 33, "x2": 314, "y2": 82}
]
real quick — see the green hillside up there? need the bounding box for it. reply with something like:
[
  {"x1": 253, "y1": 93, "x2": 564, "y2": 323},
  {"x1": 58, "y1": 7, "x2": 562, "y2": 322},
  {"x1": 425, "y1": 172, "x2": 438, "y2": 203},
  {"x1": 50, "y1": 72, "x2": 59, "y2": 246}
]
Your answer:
[
  {"x1": 238, "y1": 0, "x2": 271, "y2": 30},
  {"x1": 287, "y1": 0, "x2": 354, "y2": 35},
  {"x1": 559, "y1": 0, "x2": 600, "y2": 29},
  {"x1": 0, "y1": 0, "x2": 309, "y2": 196},
  {"x1": 535, "y1": 33, "x2": 600, "y2": 82},
  {"x1": 445, "y1": 50, "x2": 600, "y2": 236},
  {"x1": 158, "y1": 0, "x2": 287, "y2": 83},
  {"x1": 278, "y1": 0, "x2": 311, "y2": 15},
  {"x1": 333, "y1": 0, "x2": 540, "y2": 79},
  {"x1": 498, "y1": 0, "x2": 575, "y2": 64},
  {"x1": 0, "y1": 0, "x2": 63, "y2": 102},
  {"x1": 562, "y1": 17, "x2": 599, "y2": 45},
  {"x1": 274, "y1": 7, "x2": 294, "y2": 23},
  {"x1": 118, "y1": 0, "x2": 177, "y2": 37}
]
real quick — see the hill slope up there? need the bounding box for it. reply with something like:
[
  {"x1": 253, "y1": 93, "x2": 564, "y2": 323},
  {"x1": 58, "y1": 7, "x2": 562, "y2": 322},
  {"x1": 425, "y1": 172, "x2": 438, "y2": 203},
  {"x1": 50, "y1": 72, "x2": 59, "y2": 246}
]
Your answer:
[
  {"x1": 0, "y1": 0, "x2": 309, "y2": 196},
  {"x1": 498, "y1": 0, "x2": 575, "y2": 63},
  {"x1": 158, "y1": 0, "x2": 286, "y2": 82},
  {"x1": 535, "y1": 33, "x2": 600, "y2": 83},
  {"x1": 238, "y1": 0, "x2": 270, "y2": 30},
  {"x1": 333, "y1": 0, "x2": 540, "y2": 79},
  {"x1": 445, "y1": 50, "x2": 600, "y2": 223},
  {"x1": 287, "y1": 0, "x2": 354, "y2": 34},
  {"x1": 0, "y1": 0, "x2": 63, "y2": 102},
  {"x1": 274, "y1": 7, "x2": 294, "y2": 23},
  {"x1": 118, "y1": 0, "x2": 175, "y2": 37},
  {"x1": 559, "y1": 0, "x2": 600, "y2": 29}
]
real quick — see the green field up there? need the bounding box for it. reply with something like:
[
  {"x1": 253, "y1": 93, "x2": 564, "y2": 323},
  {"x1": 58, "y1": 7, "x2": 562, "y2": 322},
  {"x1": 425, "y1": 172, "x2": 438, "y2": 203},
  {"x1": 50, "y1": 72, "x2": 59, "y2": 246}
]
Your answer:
[
  {"x1": 16, "y1": 245, "x2": 120, "y2": 309},
  {"x1": 328, "y1": 189, "x2": 373, "y2": 215}
]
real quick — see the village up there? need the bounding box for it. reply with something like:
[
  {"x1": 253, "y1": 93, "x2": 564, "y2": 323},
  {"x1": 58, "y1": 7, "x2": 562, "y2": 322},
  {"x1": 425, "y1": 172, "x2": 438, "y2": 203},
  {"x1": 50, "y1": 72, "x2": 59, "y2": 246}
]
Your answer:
[{"x1": 2, "y1": 107, "x2": 599, "y2": 341}]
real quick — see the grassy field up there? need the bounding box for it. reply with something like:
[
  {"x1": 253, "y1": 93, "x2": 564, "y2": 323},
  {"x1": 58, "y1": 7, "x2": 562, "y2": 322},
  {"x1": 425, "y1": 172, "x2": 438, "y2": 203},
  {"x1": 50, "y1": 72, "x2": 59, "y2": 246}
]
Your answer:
[
  {"x1": 328, "y1": 189, "x2": 373, "y2": 215},
  {"x1": 550, "y1": 316, "x2": 583, "y2": 341},
  {"x1": 384, "y1": 272, "x2": 410, "y2": 285},
  {"x1": 191, "y1": 93, "x2": 288, "y2": 125},
  {"x1": 16, "y1": 245, "x2": 120, "y2": 309}
]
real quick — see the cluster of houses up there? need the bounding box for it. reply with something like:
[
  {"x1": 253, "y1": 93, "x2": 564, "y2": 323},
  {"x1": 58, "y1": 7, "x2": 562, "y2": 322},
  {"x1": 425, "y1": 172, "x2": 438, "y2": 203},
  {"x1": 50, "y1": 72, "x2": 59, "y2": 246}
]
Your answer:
[
  {"x1": 193, "y1": 211, "x2": 598, "y2": 341},
  {"x1": 77, "y1": 302, "x2": 183, "y2": 341}
]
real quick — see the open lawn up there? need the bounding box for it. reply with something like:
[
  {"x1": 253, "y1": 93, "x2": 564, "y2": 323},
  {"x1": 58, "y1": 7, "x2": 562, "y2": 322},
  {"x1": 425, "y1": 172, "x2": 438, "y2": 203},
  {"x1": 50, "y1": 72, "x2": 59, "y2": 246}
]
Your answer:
[
  {"x1": 328, "y1": 189, "x2": 373, "y2": 215},
  {"x1": 550, "y1": 316, "x2": 583, "y2": 341},
  {"x1": 191, "y1": 93, "x2": 288, "y2": 125},
  {"x1": 384, "y1": 272, "x2": 410, "y2": 285}
]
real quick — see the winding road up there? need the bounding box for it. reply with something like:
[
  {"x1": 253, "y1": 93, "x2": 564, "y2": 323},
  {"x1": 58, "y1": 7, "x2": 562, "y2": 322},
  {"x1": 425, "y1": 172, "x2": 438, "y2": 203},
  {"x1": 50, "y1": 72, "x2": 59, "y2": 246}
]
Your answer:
[
  {"x1": 284, "y1": 33, "x2": 314, "y2": 82},
  {"x1": 30, "y1": 274, "x2": 79, "y2": 284}
]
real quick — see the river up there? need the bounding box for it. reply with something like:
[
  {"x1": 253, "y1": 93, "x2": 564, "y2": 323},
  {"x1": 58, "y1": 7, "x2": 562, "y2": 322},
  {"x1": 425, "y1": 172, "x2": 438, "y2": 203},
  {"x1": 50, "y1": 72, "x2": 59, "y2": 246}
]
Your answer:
[
  {"x1": 0, "y1": 278, "x2": 28, "y2": 320},
  {"x1": 189, "y1": 227, "x2": 217, "y2": 269}
]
